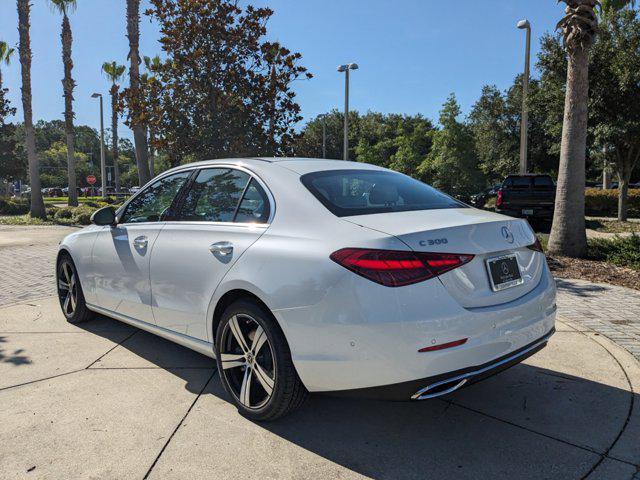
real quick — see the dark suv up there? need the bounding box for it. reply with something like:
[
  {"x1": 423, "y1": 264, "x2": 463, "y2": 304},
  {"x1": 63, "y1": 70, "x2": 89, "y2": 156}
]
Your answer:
[{"x1": 495, "y1": 174, "x2": 556, "y2": 221}]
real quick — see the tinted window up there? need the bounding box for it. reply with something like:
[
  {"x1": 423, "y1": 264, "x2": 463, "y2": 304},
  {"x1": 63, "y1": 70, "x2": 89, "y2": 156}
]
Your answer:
[
  {"x1": 235, "y1": 179, "x2": 270, "y2": 223},
  {"x1": 533, "y1": 176, "x2": 555, "y2": 188},
  {"x1": 121, "y1": 171, "x2": 190, "y2": 224},
  {"x1": 178, "y1": 168, "x2": 250, "y2": 222},
  {"x1": 503, "y1": 177, "x2": 531, "y2": 188},
  {"x1": 301, "y1": 169, "x2": 465, "y2": 217}
]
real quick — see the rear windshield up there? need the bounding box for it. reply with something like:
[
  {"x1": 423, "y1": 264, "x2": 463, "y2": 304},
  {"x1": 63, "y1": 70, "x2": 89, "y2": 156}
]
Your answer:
[
  {"x1": 300, "y1": 169, "x2": 466, "y2": 217},
  {"x1": 503, "y1": 176, "x2": 555, "y2": 189}
]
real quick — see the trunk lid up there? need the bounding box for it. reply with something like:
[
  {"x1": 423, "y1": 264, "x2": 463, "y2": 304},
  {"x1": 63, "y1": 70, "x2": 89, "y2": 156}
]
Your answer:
[{"x1": 343, "y1": 208, "x2": 545, "y2": 308}]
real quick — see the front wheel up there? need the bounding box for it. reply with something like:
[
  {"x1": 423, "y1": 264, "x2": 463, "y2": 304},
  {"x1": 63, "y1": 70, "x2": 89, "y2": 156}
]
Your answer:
[
  {"x1": 57, "y1": 253, "x2": 92, "y2": 324},
  {"x1": 215, "y1": 299, "x2": 308, "y2": 421}
]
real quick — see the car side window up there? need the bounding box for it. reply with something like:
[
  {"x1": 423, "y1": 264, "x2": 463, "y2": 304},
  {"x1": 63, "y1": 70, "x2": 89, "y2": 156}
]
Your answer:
[
  {"x1": 121, "y1": 171, "x2": 191, "y2": 224},
  {"x1": 178, "y1": 168, "x2": 250, "y2": 222},
  {"x1": 235, "y1": 178, "x2": 270, "y2": 224}
]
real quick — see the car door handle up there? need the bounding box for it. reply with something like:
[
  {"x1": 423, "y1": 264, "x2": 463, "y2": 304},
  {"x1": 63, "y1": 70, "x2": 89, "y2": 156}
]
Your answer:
[
  {"x1": 210, "y1": 241, "x2": 233, "y2": 256},
  {"x1": 133, "y1": 236, "x2": 148, "y2": 248}
]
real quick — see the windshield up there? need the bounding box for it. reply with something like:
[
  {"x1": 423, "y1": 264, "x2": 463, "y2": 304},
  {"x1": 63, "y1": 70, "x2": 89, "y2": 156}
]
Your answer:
[{"x1": 300, "y1": 169, "x2": 466, "y2": 217}]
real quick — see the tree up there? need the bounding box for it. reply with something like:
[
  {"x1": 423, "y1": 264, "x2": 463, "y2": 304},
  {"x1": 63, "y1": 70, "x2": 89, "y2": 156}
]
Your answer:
[
  {"x1": 591, "y1": 9, "x2": 640, "y2": 220},
  {"x1": 49, "y1": 0, "x2": 78, "y2": 206},
  {"x1": 142, "y1": 55, "x2": 161, "y2": 177},
  {"x1": 17, "y1": 0, "x2": 45, "y2": 218},
  {"x1": 126, "y1": 0, "x2": 151, "y2": 185},
  {"x1": 548, "y1": 0, "x2": 599, "y2": 258},
  {"x1": 0, "y1": 40, "x2": 15, "y2": 90},
  {"x1": 418, "y1": 94, "x2": 484, "y2": 199},
  {"x1": 102, "y1": 61, "x2": 126, "y2": 193},
  {"x1": 0, "y1": 84, "x2": 18, "y2": 196},
  {"x1": 140, "y1": 0, "x2": 311, "y2": 166}
]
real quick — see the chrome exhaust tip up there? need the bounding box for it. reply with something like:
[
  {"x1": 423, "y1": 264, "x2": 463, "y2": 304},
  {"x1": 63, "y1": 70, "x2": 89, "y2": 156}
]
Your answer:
[{"x1": 412, "y1": 377, "x2": 468, "y2": 400}]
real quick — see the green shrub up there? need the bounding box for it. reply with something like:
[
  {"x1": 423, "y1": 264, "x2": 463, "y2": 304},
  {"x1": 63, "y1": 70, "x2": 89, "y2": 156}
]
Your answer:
[
  {"x1": 588, "y1": 234, "x2": 640, "y2": 270},
  {"x1": 71, "y1": 206, "x2": 94, "y2": 225},
  {"x1": 0, "y1": 198, "x2": 30, "y2": 215},
  {"x1": 585, "y1": 188, "x2": 640, "y2": 217},
  {"x1": 54, "y1": 207, "x2": 74, "y2": 220}
]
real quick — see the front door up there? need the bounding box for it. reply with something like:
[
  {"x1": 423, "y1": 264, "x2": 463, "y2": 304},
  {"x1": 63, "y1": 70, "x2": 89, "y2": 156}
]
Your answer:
[
  {"x1": 92, "y1": 171, "x2": 191, "y2": 323},
  {"x1": 150, "y1": 167, "x2": 272, "y2": 340}
]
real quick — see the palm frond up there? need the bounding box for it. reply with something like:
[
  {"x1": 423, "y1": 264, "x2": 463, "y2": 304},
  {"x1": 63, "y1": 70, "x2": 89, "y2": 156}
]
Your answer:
[{"x1": 48, "y1": 0, "x2": 77, "y2": 15}]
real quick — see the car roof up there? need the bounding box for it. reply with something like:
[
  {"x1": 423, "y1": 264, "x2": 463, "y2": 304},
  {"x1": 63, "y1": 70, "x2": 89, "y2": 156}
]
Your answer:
[{"x1": 162, "y1": 157, "x2": 387, "y2": 176}]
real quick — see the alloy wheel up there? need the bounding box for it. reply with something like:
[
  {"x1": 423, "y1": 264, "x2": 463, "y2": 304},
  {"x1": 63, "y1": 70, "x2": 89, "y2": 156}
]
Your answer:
[
  {"x1": 58, "y1": 261, "x2": 78, "y2": 317},
  {"x1": 219, "y1": 314, "x2": 276, "y2": 409}
]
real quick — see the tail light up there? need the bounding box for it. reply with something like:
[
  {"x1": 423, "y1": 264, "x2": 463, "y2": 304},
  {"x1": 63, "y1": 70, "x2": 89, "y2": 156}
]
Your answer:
[
  {"x1": 527, "y1": 237, "x2": 544, "y2": 253},
  {"x1": 330, "y1": 248, "x2": 474, "y2": 287},
  {"x1": 496, "y1": 189, "x2": 503, "y2": 207}
]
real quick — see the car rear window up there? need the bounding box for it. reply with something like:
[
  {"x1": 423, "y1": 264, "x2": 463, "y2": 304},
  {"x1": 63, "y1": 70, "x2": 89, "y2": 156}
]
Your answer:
[
  {"x1": 533, "y1": 176, "x2": 555, "y2": 188},
  {"x1": 300, "y1": 169, "x2": 466, "y2": 217}
]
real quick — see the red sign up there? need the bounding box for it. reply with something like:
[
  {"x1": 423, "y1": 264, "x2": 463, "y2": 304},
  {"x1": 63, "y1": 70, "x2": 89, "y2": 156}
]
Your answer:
[{"x1": 86, "y1": 175, "x2": 97, "y2": 185}]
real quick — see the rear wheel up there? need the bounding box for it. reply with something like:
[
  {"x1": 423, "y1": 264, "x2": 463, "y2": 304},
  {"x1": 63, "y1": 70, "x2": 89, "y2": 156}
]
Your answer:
[
  {"x1": 57, "y1": 254, "x2": 92, "y2": 324},
  {"x1": 215, "y1": 299, "x2": 307, "y2": 421}
]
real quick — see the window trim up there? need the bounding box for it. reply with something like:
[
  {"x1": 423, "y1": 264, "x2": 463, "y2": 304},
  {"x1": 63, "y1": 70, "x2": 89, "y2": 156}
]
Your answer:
[{"x1": 161, "y1": 164, "x2": 275, "y2": 227}]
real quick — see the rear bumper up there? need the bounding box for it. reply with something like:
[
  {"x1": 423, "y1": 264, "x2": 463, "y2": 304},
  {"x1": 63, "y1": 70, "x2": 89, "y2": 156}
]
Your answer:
[
  {"x1": 275, "y1": 267, "x2": 557, "y2": 393},
  {"x1": 324, "y1": 328, "x2": 554, "y2": 401},
  {"x1": 496, "y1": 206, "x2": 554, "y2": 220}
]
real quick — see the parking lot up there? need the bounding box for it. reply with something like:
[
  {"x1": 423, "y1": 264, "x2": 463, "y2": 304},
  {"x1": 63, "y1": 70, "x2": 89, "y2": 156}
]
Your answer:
[{"x1": 1, "y1": 226, "x2": 640, "y2": 479}]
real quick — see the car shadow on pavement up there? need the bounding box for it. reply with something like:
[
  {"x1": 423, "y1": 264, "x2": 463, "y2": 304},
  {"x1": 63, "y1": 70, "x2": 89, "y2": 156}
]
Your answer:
[
  {"x1": 555, "y1": 279, "x2": 609, "y2": 296},
  {"x1": 79, "y1": 315, "x2": 639, "y2": 479}
]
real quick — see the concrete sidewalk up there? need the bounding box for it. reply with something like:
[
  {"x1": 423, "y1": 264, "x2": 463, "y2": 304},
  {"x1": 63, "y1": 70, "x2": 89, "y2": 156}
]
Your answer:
[{"x1": 1, "y1": 296, "x2": 639, "y2": 479}]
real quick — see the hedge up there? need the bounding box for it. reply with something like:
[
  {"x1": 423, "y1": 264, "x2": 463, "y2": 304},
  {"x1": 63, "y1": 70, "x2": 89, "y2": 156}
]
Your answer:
[
  {"x1": 0, "y1": 198, "x2": 30, "y2": 215},
  {"x1": 585, "y1": 188, "x2": 640, "y2": 217}
]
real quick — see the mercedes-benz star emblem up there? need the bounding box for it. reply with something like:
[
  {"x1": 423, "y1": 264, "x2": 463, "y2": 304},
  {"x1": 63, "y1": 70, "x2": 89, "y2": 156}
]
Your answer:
[{"x1": 501, "y1": 226, "x2": 514, "y2": 244}]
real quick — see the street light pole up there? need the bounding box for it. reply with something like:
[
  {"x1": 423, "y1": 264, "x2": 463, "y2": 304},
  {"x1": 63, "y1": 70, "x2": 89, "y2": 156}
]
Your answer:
[
  {"x1": 337, "y1": 63, "x2": 358, "y2": 161},
  {"x1": 517, "y1": 19, "x2": 531, "y2": 174},
  {"x1": 92, "y1": 93, "x2": 107, "y2": 199}
]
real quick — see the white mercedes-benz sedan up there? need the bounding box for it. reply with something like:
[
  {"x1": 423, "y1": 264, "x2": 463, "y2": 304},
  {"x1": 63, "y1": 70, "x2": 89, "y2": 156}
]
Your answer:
[{"x1": 57, "y1": 158, "x2": 556, "y2": 420}]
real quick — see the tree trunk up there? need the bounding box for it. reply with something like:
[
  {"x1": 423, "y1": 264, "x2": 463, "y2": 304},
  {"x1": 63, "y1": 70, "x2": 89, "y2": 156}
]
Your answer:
[
  {"x1": 127, "y1": 0, "x2": 151, "y2": 186},
  {"x1": 148, "y1": 127, "x2": 155, "y2": 178},
  {"x1": 17, "y1": 0, "x2": 45, "y2": 219},
  {"x1": 616, "y1": 151, "x2": 633, "y2": 222},
  {"x1": 110, "y1": 84, "x2": 121, "y2": 193},
  {"x1": 548, "y1": 46, "x2": 589, "y2": 258},
  {"x1": 61, "y1": 14, "x2": 77, "y2": 207}
]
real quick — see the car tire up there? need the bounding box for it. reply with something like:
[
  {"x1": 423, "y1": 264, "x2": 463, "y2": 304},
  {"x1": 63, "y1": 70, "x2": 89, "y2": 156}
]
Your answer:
[
  {"x1": 57, "y1": 253, "x2": 92, "y2": 324},
  {"x1": 215, "y1": 299, "x2": 308, "y2": 421}
]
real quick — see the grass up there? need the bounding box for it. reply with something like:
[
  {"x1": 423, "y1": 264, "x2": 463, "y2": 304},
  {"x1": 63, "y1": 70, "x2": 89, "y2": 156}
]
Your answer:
[
  {"x1": 537, "y1": 232, "x2": 640, "y2": 271},
  {"x1": 43, "y1": 196, "x2": 120, "y2": 204},
  {"x1": 0, "y1": 214, "x2": 54, "y2": 226},
  {"x1": 585, "y1": 219, "x2": 639, "y2": 234}
]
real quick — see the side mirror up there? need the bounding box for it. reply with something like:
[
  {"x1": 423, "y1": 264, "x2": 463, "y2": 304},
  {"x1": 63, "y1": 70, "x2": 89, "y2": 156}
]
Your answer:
[{"x1": 91, "y1": 206, "x2": 116, "y2": 226}]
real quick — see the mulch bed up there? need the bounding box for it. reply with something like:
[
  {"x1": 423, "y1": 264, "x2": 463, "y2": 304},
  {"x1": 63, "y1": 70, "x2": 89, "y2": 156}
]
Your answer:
[{"x1": 547, "y1": 254, "x2": 640, "y2": 291}]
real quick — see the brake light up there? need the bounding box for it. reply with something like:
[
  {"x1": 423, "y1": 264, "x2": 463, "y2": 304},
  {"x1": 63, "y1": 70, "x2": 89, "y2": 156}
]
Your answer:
[
  {"x1": 330, "y1": 248, "x2": 474, "y2": 287},
  {"x1": 496, "y1": 189, "x2": 503, "y2": 207},
  {"x1": 527, "y1": 237, "x2": 544, "y2": 253}
]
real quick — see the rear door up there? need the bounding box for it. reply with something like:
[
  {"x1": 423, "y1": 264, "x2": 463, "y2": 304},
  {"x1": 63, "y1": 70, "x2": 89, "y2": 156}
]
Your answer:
[
  {"x1": 92, "y1": 171, "x2": 191, "y2": 323},
  {"x1": 150, "y1": 167, "x2": 272, "y2": 340}
]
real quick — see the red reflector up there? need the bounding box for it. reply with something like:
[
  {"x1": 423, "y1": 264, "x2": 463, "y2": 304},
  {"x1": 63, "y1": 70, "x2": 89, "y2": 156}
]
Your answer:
[
  {"x1": 527, "y1": 237, "x2": 544, "y2": 253},
  {"x1": 330, "y1": 248, "x2": 474, "y2": 287},
  {"x1": 419, "y1": 338, "x2": 468, "y2": 352}
]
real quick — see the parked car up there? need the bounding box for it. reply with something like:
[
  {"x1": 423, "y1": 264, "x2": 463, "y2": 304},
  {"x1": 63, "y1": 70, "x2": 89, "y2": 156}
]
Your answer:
[
  {"x1": 129, "y1": 186, "x2": 141, "y2": 194},
  {"x1": 495, "y1": 174, "x2": 556, "y2": 221},
  {"x1": 57, "y1": 158, "x2": 556, "y2": 420},
  {"x1": 470, "y1": 185, "x2": 501, "y2": 208}
]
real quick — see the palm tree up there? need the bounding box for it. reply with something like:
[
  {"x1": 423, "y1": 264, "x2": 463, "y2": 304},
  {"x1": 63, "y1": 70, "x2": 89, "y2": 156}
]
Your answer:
[
  {"x1": 548, "y1": 0, "x2": 599, "y2": 258},
  {"x1": 126, "y1": 0, "x2": 151, "y2": 186},
  {"x1": 102, "y1": 61, "x2": 126, "y2": 194},
  {"x1": 17, "y1": 0, "x2": 45, "y2": 218},
  {"x1": 0, "y1": 40, "x2": 15, "y2": 90},
  {"x1": 49, "y1": 0, "x2": 78, "y2": 206},
  {"x1": 143, "y1": 55, "x2": 161, "y2": 178}
]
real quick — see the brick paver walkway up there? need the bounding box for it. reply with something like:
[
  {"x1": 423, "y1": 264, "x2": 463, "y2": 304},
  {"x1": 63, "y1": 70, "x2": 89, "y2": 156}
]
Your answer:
[
  {"x1": 557, "y1": 279, "x2": 640, "y2": 360},
  {"x1": 1, "y1": 225, "x2": 640, "y2": 363}
]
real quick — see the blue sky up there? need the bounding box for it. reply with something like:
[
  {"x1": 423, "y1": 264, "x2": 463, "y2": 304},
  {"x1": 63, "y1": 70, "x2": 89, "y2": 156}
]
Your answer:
[{"x1": 0, "y1": 0, "x2": 563, "y2": 139}]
